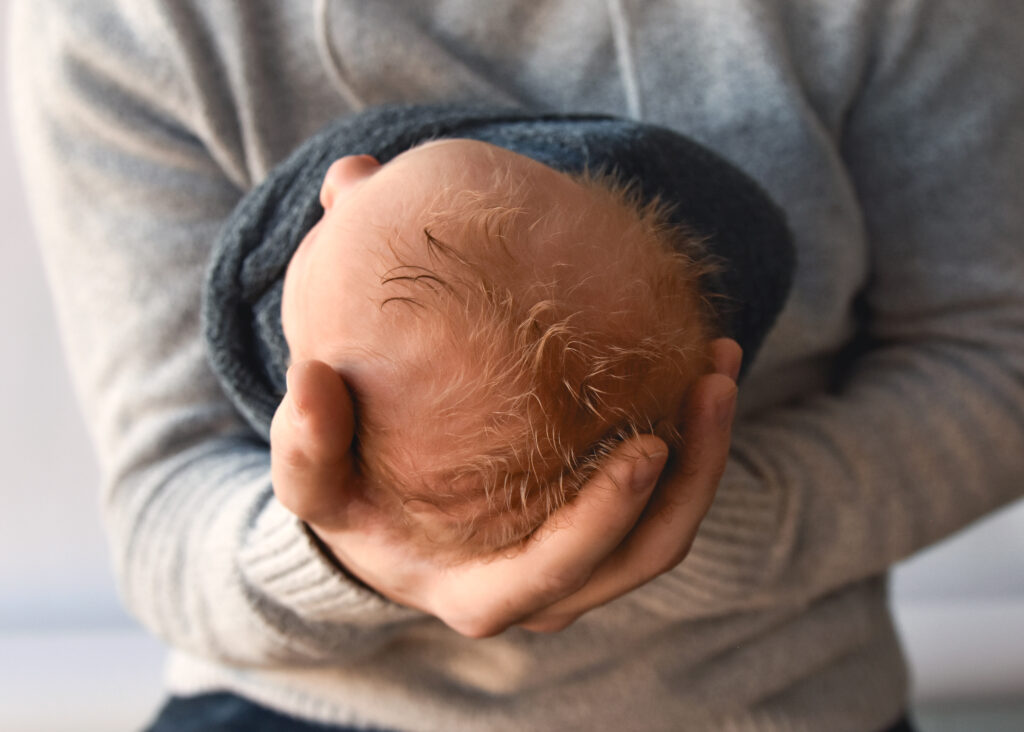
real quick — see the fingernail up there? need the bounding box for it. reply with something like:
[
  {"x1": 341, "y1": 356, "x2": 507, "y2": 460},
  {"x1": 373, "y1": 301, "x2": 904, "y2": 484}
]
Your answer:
[{"x1": 630, "y1": 452, "x2": 668, "y2": 493}]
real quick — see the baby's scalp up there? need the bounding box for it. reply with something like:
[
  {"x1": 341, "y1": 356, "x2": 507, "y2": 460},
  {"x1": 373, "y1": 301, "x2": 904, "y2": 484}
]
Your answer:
[{"x1": 286, "y1": 139, "x2": 718, "y2": 562}]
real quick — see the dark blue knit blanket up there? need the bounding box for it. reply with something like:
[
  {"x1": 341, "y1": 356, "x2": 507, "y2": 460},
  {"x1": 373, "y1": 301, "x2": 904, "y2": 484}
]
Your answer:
[{"x1": 203, "y1": 105, "x2": 794, "y2": 440}]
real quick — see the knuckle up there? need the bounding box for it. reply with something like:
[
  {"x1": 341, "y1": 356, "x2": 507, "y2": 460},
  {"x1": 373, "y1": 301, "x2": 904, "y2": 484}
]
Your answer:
[
  {"x1": 436, "y1": 594, "x2": 517, "y2": 639},
  {"x1": 520, "y1": 614, "x2": 576, "y2": 634},
  {"x1": 446, "y1": 612, "x2": 504, "y2": 639},
  {"x1": 653, "y1": 537, "x2": 696, "y2": 576},
  {"x1": 533, "y1": 564, "x2": 590, "y2": 602},
  {"x1": 272, "y1": 439, "x2": 311, "y2": 474}
]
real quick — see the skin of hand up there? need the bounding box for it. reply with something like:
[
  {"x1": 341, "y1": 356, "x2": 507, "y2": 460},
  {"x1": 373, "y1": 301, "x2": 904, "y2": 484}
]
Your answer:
[{"x1": 270, "y1": 338, "x2": 741, "y2": 638}]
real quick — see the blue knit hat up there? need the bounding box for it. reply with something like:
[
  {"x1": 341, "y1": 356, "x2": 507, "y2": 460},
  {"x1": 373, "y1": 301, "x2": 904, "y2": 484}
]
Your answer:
[{"x1": 204, "y1": 104, "x2": 794, "y2": 439}]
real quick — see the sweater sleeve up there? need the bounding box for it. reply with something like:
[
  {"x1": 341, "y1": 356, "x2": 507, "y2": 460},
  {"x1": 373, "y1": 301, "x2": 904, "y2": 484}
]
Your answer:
[
  {"x1": 658, "y1": 0, "x2": 1024, "y2": 616},
  {"x1": 9, "y1": 0, "x2": 418, "y2": 666}
]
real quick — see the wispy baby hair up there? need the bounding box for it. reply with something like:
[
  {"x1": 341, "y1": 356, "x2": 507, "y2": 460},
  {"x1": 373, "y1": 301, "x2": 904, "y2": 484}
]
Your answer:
[{"x1": 355, "y1": 166, "x2": 719, "y2": 563}]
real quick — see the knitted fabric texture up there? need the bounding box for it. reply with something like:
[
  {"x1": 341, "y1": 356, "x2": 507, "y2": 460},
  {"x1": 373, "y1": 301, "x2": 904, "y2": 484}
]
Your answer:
[{"x1": 203, "y1": 104, "x2": 794, "y2": 439}]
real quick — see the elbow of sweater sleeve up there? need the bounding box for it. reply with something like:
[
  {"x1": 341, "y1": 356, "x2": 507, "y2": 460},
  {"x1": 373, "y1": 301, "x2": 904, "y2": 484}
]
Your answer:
[{"x1": 107, "y1": 440, "x2": 419, "y2": 667}]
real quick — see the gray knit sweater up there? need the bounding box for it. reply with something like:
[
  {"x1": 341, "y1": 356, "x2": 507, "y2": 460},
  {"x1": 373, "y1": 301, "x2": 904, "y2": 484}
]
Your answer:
[{"x1": 11, "y1": 1, "x2": 1024, "y2": 731}]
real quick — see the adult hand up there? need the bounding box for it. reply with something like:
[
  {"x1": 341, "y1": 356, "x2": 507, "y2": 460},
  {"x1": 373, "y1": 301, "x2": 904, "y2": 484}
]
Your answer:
[{"x1": 270, "y1": 338, "x2": 741, "y2": 637}]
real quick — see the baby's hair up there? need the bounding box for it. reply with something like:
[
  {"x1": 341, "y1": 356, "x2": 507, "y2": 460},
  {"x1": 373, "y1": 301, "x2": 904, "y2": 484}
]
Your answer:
[{"x1": 354, "y1": 167, "x2": 719, "y2": 563}]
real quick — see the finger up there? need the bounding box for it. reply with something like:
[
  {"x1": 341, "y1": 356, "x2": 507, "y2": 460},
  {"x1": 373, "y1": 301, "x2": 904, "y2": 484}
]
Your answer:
[
  {"x1": 270, "y1": 359, "x2": 359, "y2": 527},
  {"x1": 518, "y1": 371, "x2": 738, "y2": 632},
  {"x1": 710, "y1": 338, "x2": 742, "y2": 381},
  {"x1": 429, "y1": 435, "x2": 670, "y2": 638}
]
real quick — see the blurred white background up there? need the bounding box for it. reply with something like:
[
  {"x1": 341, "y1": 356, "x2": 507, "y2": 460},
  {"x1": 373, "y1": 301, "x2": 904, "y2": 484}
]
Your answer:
[{"x1": 1, "y1": 4, "x2": 1021, "y2": 731}]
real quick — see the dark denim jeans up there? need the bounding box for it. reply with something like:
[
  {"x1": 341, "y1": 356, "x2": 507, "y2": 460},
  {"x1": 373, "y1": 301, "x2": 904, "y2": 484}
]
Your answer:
[
  {"x1": 144, "y1": 693, "x2": 393, "y2": 732},
  {"x1": 145, "y1": 691, "x2": 916, "y2": 732}
]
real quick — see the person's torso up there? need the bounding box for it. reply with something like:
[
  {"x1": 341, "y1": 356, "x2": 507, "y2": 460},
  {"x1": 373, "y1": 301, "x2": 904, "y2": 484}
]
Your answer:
[{"x1": 163, "y1": 2, "x2": 900, "y2": 729}]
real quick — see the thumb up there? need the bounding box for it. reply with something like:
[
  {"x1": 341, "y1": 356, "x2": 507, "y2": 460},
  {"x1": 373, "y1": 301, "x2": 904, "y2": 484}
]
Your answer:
[{"x1": 270, "y1": 359, "x2": 359, "y2": 528}]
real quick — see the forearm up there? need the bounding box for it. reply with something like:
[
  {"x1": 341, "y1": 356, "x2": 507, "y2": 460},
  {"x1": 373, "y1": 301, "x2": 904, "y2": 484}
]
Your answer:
[
  {"x1": 9, "y1": 0, "x2": 413, "y2": 665},
  {"x1": 109, "y1": 431, "x2": 413, "y2": 664},
  {"x1": 650, "y1": 0, "x2": 1024, "y2": 618},
  {"x1": 667, "y1": 329, "x2": 1024, "y2": 618}
]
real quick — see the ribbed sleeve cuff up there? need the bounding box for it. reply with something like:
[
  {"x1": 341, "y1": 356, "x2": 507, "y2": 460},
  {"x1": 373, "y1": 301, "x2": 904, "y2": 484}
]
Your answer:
[
  {"x1": 642, "y1": 457, "x2": 784, "y2": 615},
  {"x1": 239, "y1": 499, "x2": 420, "y2": 625}
]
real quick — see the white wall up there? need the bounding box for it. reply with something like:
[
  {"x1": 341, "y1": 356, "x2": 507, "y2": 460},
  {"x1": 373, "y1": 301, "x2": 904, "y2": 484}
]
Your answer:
[
  {"x1": 1, "y1": 6, "x2": 165, "y2": 730},
  {"x1": 892, "y1": 504, "x2": 1024, "y2": 703},
  {"x1": 1, "y1": 3, "x2": 1021, "y2": 729}
]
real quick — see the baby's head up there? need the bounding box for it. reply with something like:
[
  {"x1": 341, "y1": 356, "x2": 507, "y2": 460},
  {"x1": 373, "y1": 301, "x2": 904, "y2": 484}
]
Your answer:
[{"x1": 282, "y1": 139, "x2": 716, "y2": 563}]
